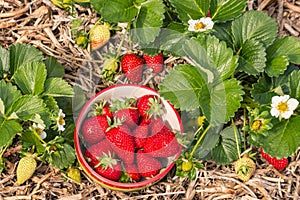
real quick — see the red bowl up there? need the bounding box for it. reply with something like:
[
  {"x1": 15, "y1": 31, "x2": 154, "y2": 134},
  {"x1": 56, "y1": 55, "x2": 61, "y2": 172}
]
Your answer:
[{"x1": 74, "y1": 84, "x2": 183, "y2": 191}]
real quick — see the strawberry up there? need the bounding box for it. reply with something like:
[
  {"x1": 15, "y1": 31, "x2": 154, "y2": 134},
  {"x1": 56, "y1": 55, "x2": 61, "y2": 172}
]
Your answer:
[
  {"x1": 67, "y1": 167, "x2": 82, "y2": 183},
  {"x1": 101, "y1": 57, "x2": 119, "y2": 82},
  {"x1": 92, "y1": 101, "x2": 113, "y2": 119},
  {"x1": 144, "y1": 127, "x2": 180, "y2": 157},
  {"x1": 137, "y1": 95, "x2": 164, "y2": 120},
  {"x1": 121, "y1": 53, "x2": 144, "y2": 83},
  {"x1": 84, "y1": 139, "x2": 113, "y2": 167},
  {"x1": 143, "y1": 53, "x2": 164, "y2": 73},
  {"x1": 133, "y1": 122, "x2": 149, "y2": 149},
  {"x1": 260, "y1": 148, "x2": 289, "y2": 170},
  {"x1": 136, "y1": 150, "x2": 161, "y2": 178},
  {"x1": 149, "y1": 118, "x2": 167, "y2": 136},
  {"x1": 123, "y1": 164, "x2": 141, "y2": 182},
  {"x1": 16, "y1": 155, "x2": 37, "y2": 185},
  {"x1": 81, "y1": 115, "x2": 109, "y2": 144},
  {"x1": 94, "y1": 153, "x2": 122, "y2": 181},
  {"x1": 111, "y1": 98, "x2": 139, "y2": 129},
  {"x1": 89, "y1": 23, "x2": 110, "y2": 50},
  {"x1": 105, "y1": 126, "x2": 135, "y2": 164},
  {"x1": 234, "y1": 155, "x2": 256, "y2": 182}
]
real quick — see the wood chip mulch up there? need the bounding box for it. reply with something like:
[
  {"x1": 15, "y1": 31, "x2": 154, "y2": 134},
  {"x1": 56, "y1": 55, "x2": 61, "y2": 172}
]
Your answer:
[{"x1": 1, "y1": 0, "x2": 300, "y2": 199}]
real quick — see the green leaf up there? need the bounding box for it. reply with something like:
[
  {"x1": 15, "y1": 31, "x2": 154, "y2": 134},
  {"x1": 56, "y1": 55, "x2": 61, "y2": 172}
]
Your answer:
[
  {"x1": 210, "y1": 0, "x2": 247, "y2": 22},
  {"x1": 44, "y1": 57, "x2": 65, "y2": 78},
  {"x1": 158, "y1": 64, "x2": 207, "y2": 111},
  {"x1": 194, "y1": 35, "x2": 238, "y2": 80},
  {"x1": 6, "y1": 95, "x2": 48, "y2": 121},
  {"x1": 265, "y1": 56, "x2": 289, "y2": 77},
  {"x1": 47, "y1": 143, "x2": 76, "y2": 169},
  {"x1": 132, "y1": 0, "x2": 165, "y2": 44},
  {"x1": 13, "y1": 62, "x2": 47, "y2": 95},
  {"x1": 260, "y1": 116, "x2": 300, "y2": 158},
  {"x1": 211, "y1": 126, "x2": 242, "y2": 165},
  {"x1": 232, "y1": 10, "x2": 278, "y2": 48},
  {"x1": 21, "y1": 130, "x2": 45, "y2": 154},
  {"x1": 0, "y1": 120, "x2": 23, "y2": 149},
  {"x1": 0, "y1": 80, "x2": 22, "y2": 112},
  {"x1": 266, "y1": 36, "x2": 300, "y2": 64},
  {"x1": 200, "y1": 78, "x2": 244, "y2": 125},
  {"x1": 90, "y1": 0, "x2": 138, "y2": 23},
  {"x1": 194, "y1": 125, "x2": 223, "y2": 159},
  {"x1": 9, "y1": 43, "x2": 43, "y2": 75},
  {"x1": 237, "y1": 39, "x2": 266, "y2": 75},
  {"x1": 169, "y1": 0, "x2": 210, "y2": 23},
  {"x1": 0, "y1": 46, "x2": 9, "y2": 75},
  {"x1": 43, "y1": 78, "x2": 74, "y2": 97},
  {"x1": 288, "y1": 70, "x2": 300, "y2": 99},
  {"x1": 212, "y1": 22, "x2": 235, "y2": 49},
  {"x1": 251, "y1": 76, "x2": 275, "y2": 105}
]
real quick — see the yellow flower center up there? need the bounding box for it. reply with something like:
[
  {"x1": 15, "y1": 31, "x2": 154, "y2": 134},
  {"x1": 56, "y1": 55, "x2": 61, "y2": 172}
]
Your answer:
[
  {"x1": 277, "y1": 102, "x2": 288, "y2": 113},
  {"x1": 58, "y1": 116, "x2": 65, "y2": 125},
  {"x1": 250, "y1": 120, "x2": 262, "y2": 131},
  {"x1": 36, "y1": 128, "x2": 43, "y2": 135},
  {"x1": 194, "y1": 22, "x2": 205, "y2": 30}
]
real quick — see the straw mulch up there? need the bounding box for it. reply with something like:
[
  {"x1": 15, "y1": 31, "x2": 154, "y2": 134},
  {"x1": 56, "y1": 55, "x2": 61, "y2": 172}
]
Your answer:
[{"x1": 1, "y1": 0, "x2": 300, "y2": 199}]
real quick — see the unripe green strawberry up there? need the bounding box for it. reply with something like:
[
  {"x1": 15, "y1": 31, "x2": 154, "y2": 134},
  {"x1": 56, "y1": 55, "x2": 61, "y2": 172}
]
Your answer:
[
  {"x1": 102, "y1": 57, "x2": 119, "y2": 82},
  {"x1": 16, "y1": 156, "x2": 37, "y2": 185},
  {"x1": 182, "y1": 159, "x2": 193, "y2": 172},
  {"x1": 234, "y1": 156, "x2": 256, "y2": 182},
  {"x1": 89, "y1": 23, "x2": 110, "y2": 50},
  {"x1": 67, "y1": 167, "x2": 82, "y2": 183}
]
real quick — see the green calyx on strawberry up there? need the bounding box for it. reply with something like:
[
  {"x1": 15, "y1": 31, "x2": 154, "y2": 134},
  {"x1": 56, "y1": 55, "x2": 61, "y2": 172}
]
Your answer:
[
  {"x1": 81, "y1": 115, "x2": 109, "y2": 144},
  {"x1": 175, "y1": 152, "x2": 203, "y2": 180},
  {"x1": 234, "y1": 155, "x2": 256, "y2": 182},
  {"x1": 121, "y1": 53, "x2": 144, "y2": 83},
  {"x1": 89, "y1": 23, "x2": 111, "y2": 50},
  {"x1": 84, "y1": 139, "x2": 113, "y2": 167},
  {"x1": 120, "y1": 164, "x2": 141, "y2": 182},
  {"x1": 259, "y1": 148, "x2": 289, "y2": 171},
  {"x1": 110, "y1": 98, "x2": 139, "y2": 128},
  {"x1": 137, "y1": 94, "x2": 164, "y2": 120},
  {"x1": 94, "y1": 152, "x2": 122, "y2": 181},
  {"x1": 101, "y1": 57, "x2": 119, "y2": 82},
  {"x1": 143, "y1": 53, "x2": 164, "y2": 73},
  {"x1": 92, "y1": 100, "x2": 113, "y2": 119}
]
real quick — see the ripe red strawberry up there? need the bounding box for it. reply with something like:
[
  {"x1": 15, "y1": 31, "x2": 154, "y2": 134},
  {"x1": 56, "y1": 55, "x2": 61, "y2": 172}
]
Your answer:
[
  {"x1": 149, "y1": 118, "x2": 166, "y2": 136},
  {"x1": 111, "y1": 98, "x2": 139, "y2": 129},
  {"x1": 144, "y1": 127, "x2": 180, "y2": 157},
  {"x1": 82, "y1": 115, "x2": 109, "y2": 144},
  {"x1": 143, "y1": 53, "x2": 164, "y2": 73},
  {"x1": 137, "y1": 95, "x2": 164, "y2": 120},
  {"x1": 89, "y1": 23, "x2": 110, "y2": 50},
  {"x1": 123, "y1": 164, "x2": 141, "y2": 182},
  {"x1": 94, "y1": 153, "x2": 122, "y2": 181},
  {"x1": 260, "y1": 148, "x2": 289, "y2": 170},
  {"x1": 121, "y1": 53, "x2": 144, "y2": 83},
  {"x1": 133, "y1": 122, "x2": 149, "y2": 149},
  {"x1": 136, "y1": 150, "x2": 161, "y2": 178},
  {"x1": 105, "y1": 127, "x2": 135, "y2": 164},
  {"x1": 84, "y1": 140, "x2": 113, "y2": 167}
]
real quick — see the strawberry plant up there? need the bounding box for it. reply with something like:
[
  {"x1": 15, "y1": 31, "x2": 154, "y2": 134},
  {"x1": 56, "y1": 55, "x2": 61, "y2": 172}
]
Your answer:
[{"x1": 0, "y1": 43, "x2": 80, "y2": 175}]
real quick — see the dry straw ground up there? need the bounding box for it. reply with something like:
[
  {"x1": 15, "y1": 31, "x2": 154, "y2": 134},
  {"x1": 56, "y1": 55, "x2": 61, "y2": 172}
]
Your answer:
[{"x1": 0, "y1": 0, "x2": 300, "y2": 199}]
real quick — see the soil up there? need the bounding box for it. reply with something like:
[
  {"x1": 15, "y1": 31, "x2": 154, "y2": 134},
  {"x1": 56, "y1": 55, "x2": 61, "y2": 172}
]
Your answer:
[{"x1": 0, "y1": 0, "x2": 300, "y2": 199}]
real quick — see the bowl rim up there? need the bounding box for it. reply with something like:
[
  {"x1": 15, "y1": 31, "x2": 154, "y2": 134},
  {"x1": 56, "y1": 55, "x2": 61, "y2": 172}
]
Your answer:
[{"x1": 74, "y1": 84, "x2": 183, "y2": 190}]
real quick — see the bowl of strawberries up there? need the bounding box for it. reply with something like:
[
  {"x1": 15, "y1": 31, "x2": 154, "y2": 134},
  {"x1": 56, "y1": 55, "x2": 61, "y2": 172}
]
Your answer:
[{"x1": 74, "y1": 84, "x2": 183, "y2": 191}]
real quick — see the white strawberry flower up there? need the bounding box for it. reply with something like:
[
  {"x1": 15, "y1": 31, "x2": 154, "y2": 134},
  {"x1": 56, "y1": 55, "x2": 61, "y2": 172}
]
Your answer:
[
  {"x1": 188, "y1": 17, "x2": 214, "y2": 32},
  {"x1": 32, "y1": 123, "x2": 47, "y2": 139},
  {"x1": 57, "y1": 109, "x2": 66, "y2": 132},
  {"x1": 270, "y1": 95, "x2": 299, "y2": 119}
]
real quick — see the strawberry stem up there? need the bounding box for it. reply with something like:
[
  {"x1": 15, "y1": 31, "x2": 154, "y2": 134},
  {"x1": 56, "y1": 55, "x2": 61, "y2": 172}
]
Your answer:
[
  {"x1": 116, "y1": 21, "x2": 132, "y2": 58},
  {"x1": 231, "y1": 118, "x2": 241, "y2": 159},
  {"x1": 190, "y1": 124, "x2": 211, "y2": 157}
]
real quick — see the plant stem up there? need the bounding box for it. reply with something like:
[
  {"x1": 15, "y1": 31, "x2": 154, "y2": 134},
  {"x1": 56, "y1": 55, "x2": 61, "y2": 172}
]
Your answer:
[
  {"x1": 190, "y1": 124, "x2": 211, "y2": 157},
  {"x1": 231, "y1": 118, "x2": 241, "y2": 158},
  {"x1": 243, "y1": 108, "x2": 247, "y2": 150},
  {"x1": 116, "y1": 21, "x2": 132, "y2": 58}
]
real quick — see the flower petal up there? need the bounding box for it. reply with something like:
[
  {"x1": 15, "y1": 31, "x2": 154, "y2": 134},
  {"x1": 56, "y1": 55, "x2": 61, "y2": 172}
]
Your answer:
[
  {"x1": 270, "y1": 108, "x2": 280, "y2": 118},
  {"x1": 281, "y1": 111, "x2": 293, "y2": 119},
  {"x1": 287, "y1": 98, "x2": 299, "y2": 111}
]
